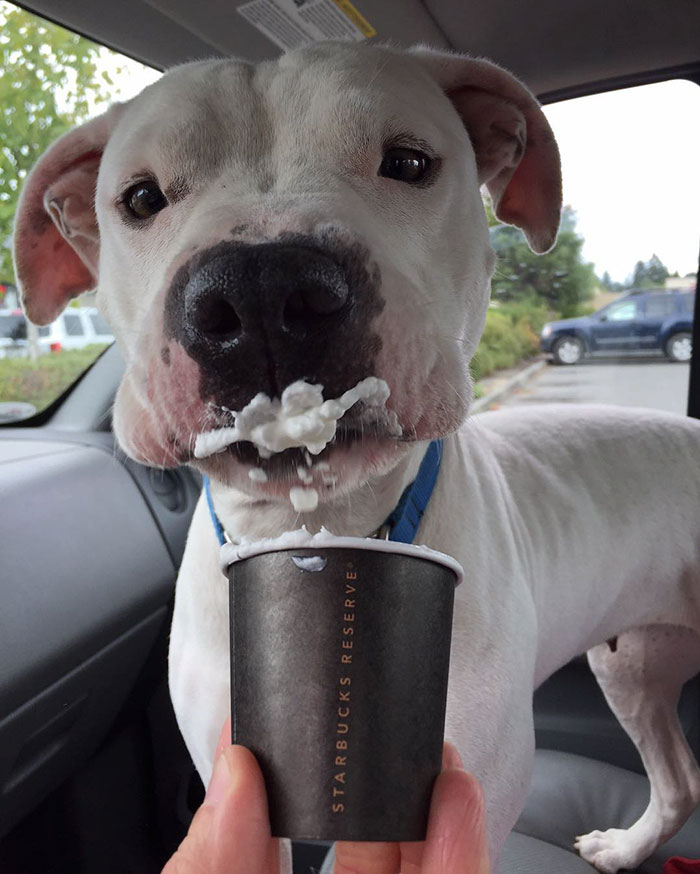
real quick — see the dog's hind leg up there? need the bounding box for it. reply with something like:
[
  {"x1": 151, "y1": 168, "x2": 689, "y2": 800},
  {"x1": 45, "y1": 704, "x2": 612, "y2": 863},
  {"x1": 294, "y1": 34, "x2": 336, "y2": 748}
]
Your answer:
[{"x1": 574, "y1": 624, "x2": 700, "y2": 874}]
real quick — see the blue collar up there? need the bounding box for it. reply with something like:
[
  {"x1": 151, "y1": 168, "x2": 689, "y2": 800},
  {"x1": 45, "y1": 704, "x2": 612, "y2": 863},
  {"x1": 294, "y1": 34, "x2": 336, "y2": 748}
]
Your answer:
[{"x1": 203, "y1": 438, "x2": 443, "y2": 546}]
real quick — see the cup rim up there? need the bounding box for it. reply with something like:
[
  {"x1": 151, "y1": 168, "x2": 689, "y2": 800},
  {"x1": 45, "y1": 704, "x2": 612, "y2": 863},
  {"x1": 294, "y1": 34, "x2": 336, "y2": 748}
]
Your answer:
[{"x1": 220, "y1": 529, "x2": 463, "y2": 586}]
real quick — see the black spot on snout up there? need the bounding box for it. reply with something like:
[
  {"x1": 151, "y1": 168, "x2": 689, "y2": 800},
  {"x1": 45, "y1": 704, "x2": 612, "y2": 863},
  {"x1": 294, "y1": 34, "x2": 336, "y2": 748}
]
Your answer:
[
  {"x1": 161, "y1": 346, "x2": 171, "y2": 366},
  {"x1": 163, "y1": 232, "x2": 385, "y2": 408}
]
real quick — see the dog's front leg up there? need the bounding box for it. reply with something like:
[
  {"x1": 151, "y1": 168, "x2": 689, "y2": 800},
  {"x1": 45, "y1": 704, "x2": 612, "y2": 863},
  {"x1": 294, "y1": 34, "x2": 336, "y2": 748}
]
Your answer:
[{"x1": 575, "y1": 624, "x2": 700, "y2": 873}]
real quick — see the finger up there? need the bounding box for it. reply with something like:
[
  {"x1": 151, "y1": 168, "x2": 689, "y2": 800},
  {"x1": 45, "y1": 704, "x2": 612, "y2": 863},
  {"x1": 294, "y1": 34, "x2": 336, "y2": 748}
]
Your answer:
[
  {"x1": 162, "y1": 804, "x2": 216, "y2": 874},
  {"x1": 333, "y1": 840, "x2": 401, "y2": 874},
  {"x1": 399, "y1": 742, "x2": 466, "y2": 872},
  {"x1": 164, "y1": 744, "x2": 277, "y2": 874},
  {"x1": 334, "y1": 744, "x2": 470, "y2": 874},
  {"x1": 421, "y1": 770, "x2": 490, "y2": 874},
  {"x1": 442, "y1": 741, "x2": 464, "y2": 771},
  {"x1": 207, "y1": 745, "x2": 278, "y2": 874},
  {"x1": 214, "y1": 717, "x2": 232, "y2": 762}
]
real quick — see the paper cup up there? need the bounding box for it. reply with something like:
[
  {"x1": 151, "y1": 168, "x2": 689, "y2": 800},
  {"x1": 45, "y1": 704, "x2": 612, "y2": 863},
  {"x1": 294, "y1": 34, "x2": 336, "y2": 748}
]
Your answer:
[{"x1": 222, "y1": 531, "x2": 462, "y2": 842}]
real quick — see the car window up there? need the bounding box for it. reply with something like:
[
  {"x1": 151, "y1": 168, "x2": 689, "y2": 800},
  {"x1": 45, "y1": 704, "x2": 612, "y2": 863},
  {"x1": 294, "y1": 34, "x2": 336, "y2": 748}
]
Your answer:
[
  {"x1": 605, "y1": 300, "x2": 638, "y2": 321},
  {"x1": 473, "y1": 79, "x2": 698, "y2": 416},
  {"x1": 63, "y1": 314, "x2": 85, "y2": 336},
  {"x1": 0, "y1": 314, "x2": 26, "y2": 340},
  {"x1": 90, "y1": 313, "x2": 111, "y2": 335},
  {"x1": 1, "y1": 7, "x2": 697, "y2": 424},
  {"x1": 0, "y1": 2, "x2": 160, "y2": 422},
  {"x1": 644, "y1": 295, "x2": 677, "y2": 318}
]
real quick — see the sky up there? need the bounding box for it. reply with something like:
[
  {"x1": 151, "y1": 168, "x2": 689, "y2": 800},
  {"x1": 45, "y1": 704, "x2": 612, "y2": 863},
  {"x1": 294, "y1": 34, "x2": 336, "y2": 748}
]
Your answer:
[
  {"x1": 544, "y1": 80, "x2": 700, "y2": 283},
  {"x1": 103, "y1": 53, "x2": 700, "y2": 285}
]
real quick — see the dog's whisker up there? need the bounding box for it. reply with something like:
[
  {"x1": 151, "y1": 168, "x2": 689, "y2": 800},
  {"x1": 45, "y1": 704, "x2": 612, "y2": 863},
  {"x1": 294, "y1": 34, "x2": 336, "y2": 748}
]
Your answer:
[{"x1": 444, "y1": 378, "x2": 469, "y2": 409}]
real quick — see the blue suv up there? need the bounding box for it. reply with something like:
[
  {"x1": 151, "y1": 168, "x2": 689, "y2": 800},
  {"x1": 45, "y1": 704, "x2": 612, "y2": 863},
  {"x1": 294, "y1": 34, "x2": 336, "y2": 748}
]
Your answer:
[{"x1": 540, "y1": 288, "x2": 695, "y2": 365}]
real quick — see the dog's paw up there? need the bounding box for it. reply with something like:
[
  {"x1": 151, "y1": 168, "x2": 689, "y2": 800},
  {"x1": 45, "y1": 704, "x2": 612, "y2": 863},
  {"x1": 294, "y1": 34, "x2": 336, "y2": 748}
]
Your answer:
[{"x1": 574, "y1": 828, "x2": 648, "y2": 873}]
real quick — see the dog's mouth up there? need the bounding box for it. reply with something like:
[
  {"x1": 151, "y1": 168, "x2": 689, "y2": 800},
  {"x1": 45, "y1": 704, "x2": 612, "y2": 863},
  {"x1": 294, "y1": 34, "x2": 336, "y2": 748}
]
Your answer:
[
  {"x1": 189, "y1": 377, "x2": 405, "y2": 497},
  {"x1": 194, "y1": 378, "x2": 399, "y2": 461},
  {"x1": 199, "y1": 411, "x2": 403, "y2": 469},
  {"x1": 220, "y1": 419, "x2": 399, "y2": 469}
]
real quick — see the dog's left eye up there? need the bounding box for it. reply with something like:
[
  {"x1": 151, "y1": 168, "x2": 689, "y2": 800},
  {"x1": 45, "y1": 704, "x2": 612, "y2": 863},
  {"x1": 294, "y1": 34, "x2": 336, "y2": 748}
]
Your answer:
[
  {"x1": 123, "y1": 181, "x2": 168, "y2": 219},
  {"x1": 379, "y1": 148, "x2": 431, "y2": 184}
]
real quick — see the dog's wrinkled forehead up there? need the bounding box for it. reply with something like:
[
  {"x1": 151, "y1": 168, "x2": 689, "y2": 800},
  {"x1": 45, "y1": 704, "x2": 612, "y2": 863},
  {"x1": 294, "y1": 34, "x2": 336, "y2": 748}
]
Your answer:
[{"x1": 103, "y1": 45, "x2": 462, "y2": 193}]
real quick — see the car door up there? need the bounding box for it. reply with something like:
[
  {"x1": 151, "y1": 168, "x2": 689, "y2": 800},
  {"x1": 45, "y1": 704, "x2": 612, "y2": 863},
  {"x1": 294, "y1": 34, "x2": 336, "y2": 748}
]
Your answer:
[
  {"x1": 588, "y1": 297, "x2": 640, "y2": 352},
  {"x1": 635, "y1": 293, "x2": 678, "y2": 351}
]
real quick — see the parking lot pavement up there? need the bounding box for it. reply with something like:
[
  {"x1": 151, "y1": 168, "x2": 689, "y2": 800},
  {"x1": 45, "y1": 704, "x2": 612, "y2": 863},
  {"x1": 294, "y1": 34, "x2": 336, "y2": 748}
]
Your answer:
[{"x1": 484, "y1": 355, "x2": 691, "y2": 415}]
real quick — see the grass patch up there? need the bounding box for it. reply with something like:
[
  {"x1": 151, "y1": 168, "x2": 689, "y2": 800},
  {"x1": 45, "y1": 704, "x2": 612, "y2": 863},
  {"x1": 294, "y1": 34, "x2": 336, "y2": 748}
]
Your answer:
[{"x1": 0, "y1": 345, "x2": 109, "y2": 412}]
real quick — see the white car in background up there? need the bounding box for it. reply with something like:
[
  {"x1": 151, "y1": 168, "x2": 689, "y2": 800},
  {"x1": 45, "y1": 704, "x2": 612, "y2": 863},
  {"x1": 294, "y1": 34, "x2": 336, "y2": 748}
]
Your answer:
[
  {"x1": 36, "y1": 306, "x2": 114, "y2": 353},
  {"x1": 0, "y1": 306, "x2": 114, "y2": 357}
]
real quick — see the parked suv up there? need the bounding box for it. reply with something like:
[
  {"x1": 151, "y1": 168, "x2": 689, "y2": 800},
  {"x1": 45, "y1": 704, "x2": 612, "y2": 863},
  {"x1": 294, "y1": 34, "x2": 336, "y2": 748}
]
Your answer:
[{"x1": 540, "y1": 288, "x2": 695, "y2": 365}]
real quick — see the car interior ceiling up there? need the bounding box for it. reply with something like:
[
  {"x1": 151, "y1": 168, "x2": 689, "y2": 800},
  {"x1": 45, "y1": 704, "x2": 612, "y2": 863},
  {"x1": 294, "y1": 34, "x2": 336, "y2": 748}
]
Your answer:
[{"x1": 1, "y1": 2, "x2": 699, "y2": 873}]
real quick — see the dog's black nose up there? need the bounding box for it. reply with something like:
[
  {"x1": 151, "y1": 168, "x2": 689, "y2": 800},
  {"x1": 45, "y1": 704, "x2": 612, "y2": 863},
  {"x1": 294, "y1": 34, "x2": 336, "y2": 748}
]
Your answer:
[
  {"x1": 165, "y1": 237, "x2": 384, "y2": 406},
  {"x1": 182, "y1": 243, "x2": 350, "y2": 348}
]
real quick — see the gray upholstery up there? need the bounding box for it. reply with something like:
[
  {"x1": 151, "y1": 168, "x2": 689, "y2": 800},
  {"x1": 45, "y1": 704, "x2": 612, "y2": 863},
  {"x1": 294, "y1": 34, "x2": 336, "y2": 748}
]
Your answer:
[
  {"x1": 516, "y1": 750, "x2": 700, "y2": 873},
  {"x1": 499, "y1": 832, "x2": 596, "y2": 874},
  {"x1": 318, "y1": 832, "x2": 595, "y2": 874},
  {"x1": 317, "y1": 749, "x2": 700, "y2": 873}
]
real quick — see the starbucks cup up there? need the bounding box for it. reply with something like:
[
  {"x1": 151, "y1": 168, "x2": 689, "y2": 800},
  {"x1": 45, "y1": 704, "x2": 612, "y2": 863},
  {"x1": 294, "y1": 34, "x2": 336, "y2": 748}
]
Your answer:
[{"x1": 221, "y1": 529, "x2": 462, "y2": 842}]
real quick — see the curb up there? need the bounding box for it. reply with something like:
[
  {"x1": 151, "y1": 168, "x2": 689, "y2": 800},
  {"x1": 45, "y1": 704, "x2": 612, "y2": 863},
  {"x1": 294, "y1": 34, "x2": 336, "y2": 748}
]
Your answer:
[{"x1": 471, "y1": 358, "x2": 547, "y2": 414}]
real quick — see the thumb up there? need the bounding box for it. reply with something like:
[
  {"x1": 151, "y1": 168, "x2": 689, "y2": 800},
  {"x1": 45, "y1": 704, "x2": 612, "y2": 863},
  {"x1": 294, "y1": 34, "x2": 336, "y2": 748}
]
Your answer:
[
  {"x1": 162, "y1": 745, "x2": 277, "y2": 874},
  {"x1": 422, "y1": 770, "x2": 491, "y2": 874}
]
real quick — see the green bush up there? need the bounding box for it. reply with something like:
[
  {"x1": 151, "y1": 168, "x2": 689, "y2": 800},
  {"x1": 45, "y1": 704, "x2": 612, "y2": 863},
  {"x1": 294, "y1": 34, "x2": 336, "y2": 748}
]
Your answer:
[
  {"x1": 470, "y1": 300, "x2": 548, "y2": 382},
  {"x1": 0, "y1": 345, "x2": 109, "y2": 412},
  {"x1": 561, "y1": 302, "x2": 596, "y2": 318}
]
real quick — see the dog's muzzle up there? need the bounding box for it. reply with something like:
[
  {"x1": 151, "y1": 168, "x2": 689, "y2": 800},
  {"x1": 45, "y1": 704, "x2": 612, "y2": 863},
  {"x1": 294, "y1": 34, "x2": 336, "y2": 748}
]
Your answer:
[{"x1": 164, "y1": 238, "x2": 386, "y2": 405}]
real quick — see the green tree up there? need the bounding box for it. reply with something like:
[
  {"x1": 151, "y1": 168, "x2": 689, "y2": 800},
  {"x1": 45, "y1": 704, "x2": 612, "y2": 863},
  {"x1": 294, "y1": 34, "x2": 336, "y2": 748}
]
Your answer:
[
  {"x1": 0, "y1": 2, "x2": 119, "y2": 279},
  {"x1": 630, "y1": 253, "x2": 669, "y2": 288},
  {"x1": 486, "y1": 201, "x2": 596, "y2": 317},
  {"x1": 599, "y1": 270, "x2": 625, "y2": 293}
]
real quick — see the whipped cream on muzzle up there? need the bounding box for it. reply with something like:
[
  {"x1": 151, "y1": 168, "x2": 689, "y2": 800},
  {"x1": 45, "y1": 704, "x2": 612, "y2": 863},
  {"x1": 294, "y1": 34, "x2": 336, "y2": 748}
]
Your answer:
[{"x1": 194, "y1": 377, "x2": 399, "y2": 512}]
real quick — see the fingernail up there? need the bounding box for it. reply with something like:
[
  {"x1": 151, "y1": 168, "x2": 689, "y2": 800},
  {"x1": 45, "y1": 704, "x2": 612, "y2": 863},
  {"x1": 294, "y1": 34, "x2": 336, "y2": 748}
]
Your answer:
[
  {"x1": 443, "y1": 741, "x2": 464, "y2": 770},
  {"x1": 205, "y1": 751, "x2": 232, "y2": 807}
]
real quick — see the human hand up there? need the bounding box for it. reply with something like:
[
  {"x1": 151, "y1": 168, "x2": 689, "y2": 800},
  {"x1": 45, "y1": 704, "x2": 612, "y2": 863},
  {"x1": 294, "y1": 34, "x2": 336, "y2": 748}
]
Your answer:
[
  {"x1": 162, "y1": 721, "x2": 490, "y2": 874},
  {"x1": 162, "y1": 719, "x2": 281, "y2": 874}
]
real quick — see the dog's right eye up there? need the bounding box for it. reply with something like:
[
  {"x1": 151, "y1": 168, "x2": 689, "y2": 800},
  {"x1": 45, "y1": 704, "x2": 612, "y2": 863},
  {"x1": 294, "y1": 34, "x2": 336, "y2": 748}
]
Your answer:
[
  {"x1": 123, "y1": 181, "x2": 168, "y2": 220},
  {"x1": 379, "y1": 148, "x2": 432, "y2": 184}
]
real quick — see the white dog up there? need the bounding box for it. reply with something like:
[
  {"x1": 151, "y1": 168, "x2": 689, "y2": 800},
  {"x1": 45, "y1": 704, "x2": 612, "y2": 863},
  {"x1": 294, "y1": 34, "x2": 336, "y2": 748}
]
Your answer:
[{"x1": 14, "y1": 42, "x2": 700, "y2": 873}]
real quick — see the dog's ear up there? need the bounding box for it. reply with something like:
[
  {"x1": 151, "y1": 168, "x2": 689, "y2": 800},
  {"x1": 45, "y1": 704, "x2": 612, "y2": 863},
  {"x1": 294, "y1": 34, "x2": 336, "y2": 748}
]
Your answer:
[
  {"x1": 13, "y1": 104, "x2": 125, "y2": 325},
  {"x1": 410, "y1": 48, "x2": 562, "y2": 254}
]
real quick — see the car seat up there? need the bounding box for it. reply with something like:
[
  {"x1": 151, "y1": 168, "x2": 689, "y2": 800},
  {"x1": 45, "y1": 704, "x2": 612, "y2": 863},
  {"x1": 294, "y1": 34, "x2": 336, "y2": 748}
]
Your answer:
[{"x1": 312, "y1": 656, "x2": 700, "y2": 873}]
